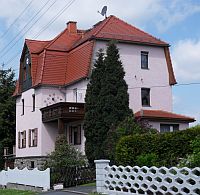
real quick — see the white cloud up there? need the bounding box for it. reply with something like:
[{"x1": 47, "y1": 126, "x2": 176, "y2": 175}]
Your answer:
[
  {"x1": 172, "y1": 39, "x2": 200, "y2": 82},
  {"x1": 155, "y1": 0, "x2": 200, "y2": 33},
  {"x1": 1, "y1": 0, "x2": 199, "y2": 42}
]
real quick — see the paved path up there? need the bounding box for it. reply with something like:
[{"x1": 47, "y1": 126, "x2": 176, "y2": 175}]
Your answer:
[{"x1": 39, "y1": 186, "x2": 96, "y2": 195}]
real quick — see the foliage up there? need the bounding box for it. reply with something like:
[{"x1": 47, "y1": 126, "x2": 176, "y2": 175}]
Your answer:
[
  {"x1": 115, "y1": 126, "x2": 200, "y2": 167},
  {"x1": 0, "y1": 68, "x2": 16, "y2": 170},
  {"x1": 178, "y1": 135, "x2": 200, "y2": 168},
  {"x1": 46, "y1": 135, "x2": 86, "y2": 168},
  {"x1": 0, "y1": 68, "x2": 16, "y2": 141},
  {"x1": 46, "y1": 135, "x2": 87, "y2": 186},
  {"x1": 84, "y1": 42, "x2": 131, "y2": 164},
  {"x1": 136, "y1": 153, "x2": 159, "y2": 167},
  {"x1": 104, "y1": 113, "x2": 157, "y2": 164}
]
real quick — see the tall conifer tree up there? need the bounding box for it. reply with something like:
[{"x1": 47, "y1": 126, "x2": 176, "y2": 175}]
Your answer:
[
  {"x1": 84, "y1": 43, "x2": 131, "y2": 164},
  {"x1": 0, "y1": 68, "x2": 16, "y2": 141}
]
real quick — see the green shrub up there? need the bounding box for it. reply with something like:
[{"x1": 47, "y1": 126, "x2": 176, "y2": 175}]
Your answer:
[
  {"x1": 115, "y1": 126, "x2": 200, "y2": 167},
  {"x1": 46, "y1": 135, "x2": 86, "y2": 168},
  {"x1": 104, "y1": 114, "x2": 157, "y2": 164},
  {"x1": 178, "y1": 135, "x2": 200, "y2": 168},
  {"x1": 136, "y1": 153, "x2": 159, "y2": 167}
]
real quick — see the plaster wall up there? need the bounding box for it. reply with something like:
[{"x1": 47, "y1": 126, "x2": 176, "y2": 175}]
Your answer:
[
  {"x1": 16, "y1": 88, "x2": 42, "y2": 157},
  {"x1": 94, "y1": 41, "x2": 173, "y2": 113},
  {"x1": 65, "y1": 80, "x2": 89, "y2": 103}
]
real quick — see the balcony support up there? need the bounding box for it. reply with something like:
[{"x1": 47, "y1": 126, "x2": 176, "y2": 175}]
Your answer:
[{"x1": 58, "y1": 119, "x2": 64, "y2": 134}]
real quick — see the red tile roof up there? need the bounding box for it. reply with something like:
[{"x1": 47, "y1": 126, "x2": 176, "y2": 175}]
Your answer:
[
  {"x1": 13, "y1": 15, "x2": 176, "y2": 96},
  {"x1": 135, "y1": 110, "x2": 195, "y2": 122},
  {"x1": 73, "y1": 15, "x2": 168, "y2": 48}
]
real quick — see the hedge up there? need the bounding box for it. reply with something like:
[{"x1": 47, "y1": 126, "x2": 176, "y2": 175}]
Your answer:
[{"x1": 115, "y1": 125, "x2": 200, "y2": 167}]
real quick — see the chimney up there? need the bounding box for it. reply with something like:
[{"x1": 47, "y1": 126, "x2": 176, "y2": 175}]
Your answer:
[{"x1": 67, "y1": 21, "x2": 77, "y2": 34}]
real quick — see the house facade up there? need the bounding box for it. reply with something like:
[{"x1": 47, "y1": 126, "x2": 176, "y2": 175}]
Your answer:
[{"x1": 12, "y1": 16, "x2": 195, "y2": 169}]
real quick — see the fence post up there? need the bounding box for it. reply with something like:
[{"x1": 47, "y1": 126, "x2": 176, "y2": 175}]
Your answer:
[{"x1": 94, "y1": 159, "x2": 110, "y2": 194}]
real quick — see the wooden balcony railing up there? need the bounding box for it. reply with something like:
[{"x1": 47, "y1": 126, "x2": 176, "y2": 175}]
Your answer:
[{"x1": 40, "y1": 102, "x2": 85, "y2": 122}]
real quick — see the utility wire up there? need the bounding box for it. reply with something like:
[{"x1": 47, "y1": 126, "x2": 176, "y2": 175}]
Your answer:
[
  {"x1": 0, "y1": 0, "x2": 35, "y2": 39},
  {"x1": 0, "y1": 0, "x2": 55, "y2": 57},
  {"x1": 33, "y1": 0, "x2": 76, "y2": 38},
  {"x1": 4, "y1": 0, "x2": 76, "y2": 67}
]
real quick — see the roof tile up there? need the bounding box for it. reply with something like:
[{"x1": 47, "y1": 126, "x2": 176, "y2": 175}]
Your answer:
[{"x1": 135, "y1": 110, "x2": 195, "y2": 122}]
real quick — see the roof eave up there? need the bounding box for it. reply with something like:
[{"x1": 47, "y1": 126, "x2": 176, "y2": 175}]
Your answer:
[
  {"x1": 136, "y1": 116, "x2": 196, "y2": 123},
  {"x1": 94, "y1": 37, "x2": 170, "y2": 47}
]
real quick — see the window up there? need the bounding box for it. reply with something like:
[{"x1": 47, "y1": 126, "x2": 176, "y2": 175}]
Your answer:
[
  {"x1": 18, "y1": 131, "x2": 26, "y2": 149},
  {"x1": 22, "y1": 99, "x2": 24, "y2": 115},
  {"x1": 32, "y1": 94, "x2": 35, "y2": 112},
  {"x1": 160, "y1": 124, "x2": 179, "y2": 133},
  {"x1": 69, "y1": 125, "x2": 81, "y2": 145},
  {"x1": 29, "y1": 128, "x2": 38, "y2": 147},
  {"x1": 141, "y1": 51, "x2": 148, "y2": 69},
  {"x1": 141, "y1": 88, "x2": 150, "y2": 106}
]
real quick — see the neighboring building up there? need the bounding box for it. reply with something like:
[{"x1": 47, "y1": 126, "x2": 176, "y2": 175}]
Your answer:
[{"x1": 12, "y1": 15, "x2": 194, "y2": 169}]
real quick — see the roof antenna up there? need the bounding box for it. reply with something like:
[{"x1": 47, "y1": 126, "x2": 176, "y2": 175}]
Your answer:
[{"x1": 98, "y1": 6, "x2": 107, "y2": 19}]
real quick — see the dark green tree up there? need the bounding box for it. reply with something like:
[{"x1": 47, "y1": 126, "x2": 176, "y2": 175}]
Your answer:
[
  {"x1": 0, "y1": 68, "x2": 16, "y2": 169},
  {"x1": 0, "y1": 68, "x2": 16, "y2": 141},
  {"x1": 84, "y1": 42, "x2": 131, "y2": 164}
]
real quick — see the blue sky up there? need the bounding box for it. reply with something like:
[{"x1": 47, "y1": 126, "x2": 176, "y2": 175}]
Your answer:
[{"x1": 0, "y1": 0, "x2": 200, "y2": 125}]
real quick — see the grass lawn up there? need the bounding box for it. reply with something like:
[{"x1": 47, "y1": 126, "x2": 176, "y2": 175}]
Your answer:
[
  {"x1": 80, "y1": 182, "x2": 96, "y2": 186},
  {"x1": 0, "y1": 189, "x2": 37, "y2": 195}
]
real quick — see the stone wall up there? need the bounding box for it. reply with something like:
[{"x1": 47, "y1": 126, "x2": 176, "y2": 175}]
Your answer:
[{"x1": 14, "y1": 156, "x2": 48, "y2": 170}]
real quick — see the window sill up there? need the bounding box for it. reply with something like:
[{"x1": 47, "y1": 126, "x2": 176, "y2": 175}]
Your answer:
[
  {"x1": 29, "y1": 145, "x2": 37, "y2": 148},
  {"x1": 141, "y1": 68, "x2": 149, "y2": 70},
  {"x1": 142, "y1": 105, "x2": 151, "y2": 107}
]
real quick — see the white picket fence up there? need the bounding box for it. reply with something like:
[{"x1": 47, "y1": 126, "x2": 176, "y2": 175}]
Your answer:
[
  {"x1": 0, "y1": 167, "x2": 50, "y2": 191},
  {"x1": 94, "y1": 160, "x2": 200, "y2": 195}
]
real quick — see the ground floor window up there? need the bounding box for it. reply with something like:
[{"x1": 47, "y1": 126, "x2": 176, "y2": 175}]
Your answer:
[
  {"x1": 29, "y1": 128, "x2": 38, "y2": 147},
  {"x1": 69, "y1": 125, "x2": 81, "y2": 145},
  {"x1": 18, "y1": 130, "x2": 26, "y2": 148},
  {"x1": 160, "y1": 124, "x2": 179, "y2": 133}
]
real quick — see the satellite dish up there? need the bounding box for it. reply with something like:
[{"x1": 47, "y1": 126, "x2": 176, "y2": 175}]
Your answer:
[{"x1": 98, "y1": 6, "x2": 107, "y2": 18}]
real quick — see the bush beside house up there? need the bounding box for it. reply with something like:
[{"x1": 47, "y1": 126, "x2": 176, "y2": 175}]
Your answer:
[
  {"x1": 46, "y1": 135, "x2": 86, "y2": 186},
  {"x1": 116, "y1": 125, "x2": 200, "y2": 167}
]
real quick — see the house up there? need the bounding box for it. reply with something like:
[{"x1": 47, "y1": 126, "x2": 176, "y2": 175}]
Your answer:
[{"x1": 12, "y1": 15, "x2": 195, "y2": 169}]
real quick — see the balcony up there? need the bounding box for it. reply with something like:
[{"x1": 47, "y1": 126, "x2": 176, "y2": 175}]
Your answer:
[{"x1": 40, "y1": 102, "x2": 85, "y2": 123}]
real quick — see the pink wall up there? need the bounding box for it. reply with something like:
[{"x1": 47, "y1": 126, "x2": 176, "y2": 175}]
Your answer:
[
  {"x1": 16, "y1": 88, "x2": 42, "y2": 157},
  {"x1": 94, "y1": 41, "x2": 173, "y2": 113}
]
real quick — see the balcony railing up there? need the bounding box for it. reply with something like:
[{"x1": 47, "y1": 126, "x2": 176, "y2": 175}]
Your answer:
[{"x1": 40, "y1": 102, "x2": 85, "y2": 122}]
